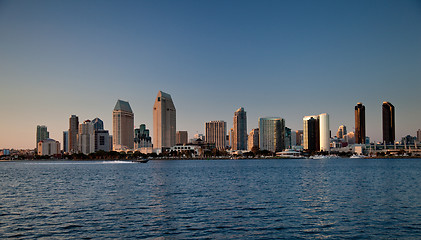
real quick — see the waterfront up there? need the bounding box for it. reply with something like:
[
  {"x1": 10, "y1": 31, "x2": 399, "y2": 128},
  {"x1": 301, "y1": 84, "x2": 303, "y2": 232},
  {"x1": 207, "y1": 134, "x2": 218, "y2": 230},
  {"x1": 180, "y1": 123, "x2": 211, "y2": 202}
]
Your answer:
[{"x1": 1, "y1": 159, "x2": 421, "y2": 239}]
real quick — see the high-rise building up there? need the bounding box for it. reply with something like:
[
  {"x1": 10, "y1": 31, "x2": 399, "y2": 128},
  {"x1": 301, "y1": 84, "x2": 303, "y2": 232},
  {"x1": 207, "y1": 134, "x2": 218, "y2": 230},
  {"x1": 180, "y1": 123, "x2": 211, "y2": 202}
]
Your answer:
[
  {"x1": 90, "y1": 117, "x2": 110, "y2": 152},
  {"x1": 319, "y1": 113, "x2": 330, "y2": 151},
  {"x1": 355, "y1": 103, "x2": 366, "y2": 144},
  {"x1": 417, "y1": 129, "x2": 421, "y2": 143},
  {"x1": 135, "y1": 124, "x2": 152, "y2": 149},
  {"x1": 153, "y1": 91, "x2": 176, "y2": 149},
  {"x1": 94, "y1": 129, "x2": 110, "y2": 152},
  {"x1": 303, "y1": 113, "x2": 330, "y2": 152},
  {"x1": 113, "y1": 100, "x2": 134, "y2": 150},
  {"x1": 205, "y1": 121, "x2": 227, "y2": 150},
  {"x1": 382, "y1": 101, "x2": 395, "y2": 144},
  {"x1": 284, "y1": 127, "x2": 291, "y2": 149},
  {"x1": 69, "y1": 115, "x2": 79, "y2": 153},
  {"x1": 92, "y1": 118, "x2": 104, "y2": 131},
  {"x1": 336, "y1": 125, "x2": 347, "y2": 139},
  {"x1": 63, "y1": 131, "x2": 68, "y2": 153},
  {"x1": 303, "y1": 116, "x2": 320, "y2": 151},
  {"x1": 36, "y1": 125, "x2": 49, "y2": 150},
  {"x1": 233, "y1": 107, "x2": 247, "y2": 150},
  {"x1": 176, "y1": 131, "x2": 188, "y2": 145},
  {"x1": 229, "y1": 128, "x2": 234, "y2": 148},
  {"x1": 248, "y1": 128, "x2": 259, "y2": 151},
  {"x1": 259, "y1": 117, "x2": 285, "y2": 153},
  {"x1": 295, "y1": 130, "x2": 303, "y2": 146},
  {"x1": 78, "y1": 120, "x2": 94, "y2": 154}
]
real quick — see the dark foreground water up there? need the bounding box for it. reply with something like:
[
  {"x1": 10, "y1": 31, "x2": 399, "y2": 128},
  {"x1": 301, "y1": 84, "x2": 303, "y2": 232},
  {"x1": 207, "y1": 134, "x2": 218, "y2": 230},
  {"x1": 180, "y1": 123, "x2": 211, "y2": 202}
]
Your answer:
[{"x1": 1, "y1": 159, "x2": 421, "y2": 239}]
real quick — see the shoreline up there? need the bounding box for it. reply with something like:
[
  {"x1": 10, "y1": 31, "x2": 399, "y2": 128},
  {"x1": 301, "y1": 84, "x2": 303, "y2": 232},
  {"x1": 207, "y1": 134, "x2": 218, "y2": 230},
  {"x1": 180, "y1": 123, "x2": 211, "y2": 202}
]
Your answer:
[{"x1": 2, "y1": 156, "x2": 421, "y2": 162}]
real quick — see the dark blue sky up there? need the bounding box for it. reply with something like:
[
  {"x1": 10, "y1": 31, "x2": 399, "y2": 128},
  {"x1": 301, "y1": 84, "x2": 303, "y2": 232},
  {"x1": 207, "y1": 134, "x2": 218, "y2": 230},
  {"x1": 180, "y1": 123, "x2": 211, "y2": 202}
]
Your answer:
[{"x1": 1, "y1": 0, "x2": 420, "y2": 148}]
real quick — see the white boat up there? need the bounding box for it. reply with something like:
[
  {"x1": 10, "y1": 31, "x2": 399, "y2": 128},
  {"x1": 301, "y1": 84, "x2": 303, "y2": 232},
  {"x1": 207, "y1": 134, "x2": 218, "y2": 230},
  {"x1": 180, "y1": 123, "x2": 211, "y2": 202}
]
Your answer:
[
  {"x1": 276, "y1": 149, "x2": 305, "y2": 159},
  {"x1": 310, "y1": 155, "x2": 339, "y2": 159},
  {"x1": 350, "y1": 154, "x2": 366, "y2": 159}
]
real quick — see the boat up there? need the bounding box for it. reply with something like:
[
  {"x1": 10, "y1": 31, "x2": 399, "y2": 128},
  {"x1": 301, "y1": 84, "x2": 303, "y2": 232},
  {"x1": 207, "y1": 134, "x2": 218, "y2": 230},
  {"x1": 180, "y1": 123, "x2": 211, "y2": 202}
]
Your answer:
[
  {"x1": 132, "y1": 159, "x2": 149, "y2": 163},
  {"x1": 276, "y1": 149, "x2": 305, "y2": 159},
  {"x1": 310, "y1": 155, "x2": 339, "y2": 159},
  {"x1": 350, "y1": 154, "x2": 366, "y2": 159}
]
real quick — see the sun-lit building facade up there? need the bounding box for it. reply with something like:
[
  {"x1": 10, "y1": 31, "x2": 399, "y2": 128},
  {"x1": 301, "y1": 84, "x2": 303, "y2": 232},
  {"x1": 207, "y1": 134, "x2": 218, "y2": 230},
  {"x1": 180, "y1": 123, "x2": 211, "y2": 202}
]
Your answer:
[
  {"x1": 113, "y1": 100, "x2": 134, "y2": 150},
  {"x1": 259, "y1": 117, "x2": 285, "y2": 153},
  {"x1": 153, "y1": 91, "x2": 176, "y2": 149}
]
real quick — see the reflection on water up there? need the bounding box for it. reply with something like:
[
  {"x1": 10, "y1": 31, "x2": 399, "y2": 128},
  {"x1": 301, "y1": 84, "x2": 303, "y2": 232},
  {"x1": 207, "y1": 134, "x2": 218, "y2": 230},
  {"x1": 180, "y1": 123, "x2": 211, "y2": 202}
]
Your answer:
[{"x1": 1, "y1": 159, "x2": 421, "y2": 239}]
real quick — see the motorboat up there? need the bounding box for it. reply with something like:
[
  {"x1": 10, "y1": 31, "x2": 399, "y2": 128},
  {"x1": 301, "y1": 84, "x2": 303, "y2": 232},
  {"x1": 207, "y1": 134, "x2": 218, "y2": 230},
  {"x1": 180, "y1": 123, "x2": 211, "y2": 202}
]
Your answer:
[{"x1": 132, "y1": 159, "x2": 149, "y2": 163}]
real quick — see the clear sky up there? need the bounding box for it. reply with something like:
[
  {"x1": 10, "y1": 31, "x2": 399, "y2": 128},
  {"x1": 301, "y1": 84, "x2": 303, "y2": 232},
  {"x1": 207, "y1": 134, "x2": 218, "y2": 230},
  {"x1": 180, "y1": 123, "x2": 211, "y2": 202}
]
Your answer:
[{"x1": 1, "y1": 0, "x2": 420, "y2": 149}]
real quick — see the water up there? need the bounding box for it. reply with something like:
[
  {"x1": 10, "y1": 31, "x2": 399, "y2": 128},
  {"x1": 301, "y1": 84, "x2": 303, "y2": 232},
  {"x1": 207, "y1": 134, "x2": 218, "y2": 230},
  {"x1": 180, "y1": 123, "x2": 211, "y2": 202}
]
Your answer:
[{"x1": 1, "y1": 158, "x2": 421, "y2": 239}]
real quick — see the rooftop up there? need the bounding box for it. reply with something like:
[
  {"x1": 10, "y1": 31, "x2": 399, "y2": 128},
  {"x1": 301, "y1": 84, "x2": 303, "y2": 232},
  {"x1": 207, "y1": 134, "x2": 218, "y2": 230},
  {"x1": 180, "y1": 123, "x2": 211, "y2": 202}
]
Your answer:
[{"x1": 114, "y1": 100, "x2": 133, "y2": 113}]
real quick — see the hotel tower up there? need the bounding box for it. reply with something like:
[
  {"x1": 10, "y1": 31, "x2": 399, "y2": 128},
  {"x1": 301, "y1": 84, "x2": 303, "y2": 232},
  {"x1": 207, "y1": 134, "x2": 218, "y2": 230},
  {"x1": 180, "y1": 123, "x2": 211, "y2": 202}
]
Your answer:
[
  {"x1": 113, "y1": 100, "x2": 134, "y2": 150},
  {"x1": 258, "y1": 117, "x2": 285, "y2": 153},
  {"x1": 153, "y1": 91, "x2": 176, "y2": 149}
]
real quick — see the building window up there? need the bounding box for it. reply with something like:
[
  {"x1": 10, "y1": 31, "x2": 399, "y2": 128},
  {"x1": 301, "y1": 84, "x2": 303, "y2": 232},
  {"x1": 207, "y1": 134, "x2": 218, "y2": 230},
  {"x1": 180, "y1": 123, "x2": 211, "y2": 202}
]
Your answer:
[{"x1": 100, "y1": 136, "x2": 105, "y2": 145}]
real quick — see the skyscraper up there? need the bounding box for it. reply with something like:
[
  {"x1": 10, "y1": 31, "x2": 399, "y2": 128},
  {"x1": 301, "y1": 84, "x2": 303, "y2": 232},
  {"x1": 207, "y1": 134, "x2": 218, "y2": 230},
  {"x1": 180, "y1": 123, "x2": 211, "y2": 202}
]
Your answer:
[
  {"x1": 229, "y1": 128, "x2": 234, "y2": 148},
  {"x1": 355, "y1": 103, "x2": 366, "y2": 144},
  {"x1": 319, "y1": 113, "x2": 330, "y2": 151},
  {"x1": 205, "y1": 121, "x2": 227, "y2": 150},
  {"x1": 233, "y1": 107, "x2": 247, "y2": 150},
  {"x1": 336, "y1": 125, "x2": 347, "y2": 139},
  {"x1": 417, "y1": 129, "x2": 421, "y2": 143},
  {"x1": 135, "y1": 124, "x2": 152, "y2": 149},
  {"x1": 69, "y1": 115, "x2": 79, "y2": 153},
  {"x1": 113, "y1": 100, "x2": 134, "y2": 150},
  {"x1": 258, "y1": 117, "x2": 285, "y2": 153},
  {"x1": 92, "y1": 118, "x2": 104, "y2": 131},
  {"x1": 284, "y1": 127, "x2": 291, "y2": 149},
  {"x1": 63, "y1": 131, "x2": 68, "y2": 153},
  {"x1": 176, "y1": 131, "x2": 188, "y2": 145},
  {"x1": 248, "y1": 128, "x2": 259, "y2": 151},
  {"x1": 78, "y1": 120, "x2": 94, "y2": 154},
  {"x1": 303, "y1": 113, "x2": 330, "y2": 152},
  {"x1": 295, "y1": 130, "x2": 303, "y2": 146},
  {"x1": 303, "y1": 116, "x2": 320, "y2": 152},
  {"x1": 36, "y1": 125, "x2": 49, "y2": 150},
  {"x1": 153, "y1": 91, "x2": 176, "y2": 149},
  {"x1": 382, "y1": 101, "x2": 395, "y2": 144}
]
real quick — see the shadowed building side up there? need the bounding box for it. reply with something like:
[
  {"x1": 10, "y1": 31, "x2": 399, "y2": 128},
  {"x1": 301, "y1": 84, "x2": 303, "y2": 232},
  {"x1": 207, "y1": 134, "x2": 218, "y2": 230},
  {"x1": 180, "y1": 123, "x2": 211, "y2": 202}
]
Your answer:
[
  {"x1": 68, "y1": 115, "x2": 79, "y2": 153},
  {"x1": 382, "y1": 101, "x2": 395, "y2": 144},
  {"x1": 355, "y1": 103, "x2": 365, "y2": 144},
  {"x1": 303, "y1": 116, "x2": 320, "y2": 152}
]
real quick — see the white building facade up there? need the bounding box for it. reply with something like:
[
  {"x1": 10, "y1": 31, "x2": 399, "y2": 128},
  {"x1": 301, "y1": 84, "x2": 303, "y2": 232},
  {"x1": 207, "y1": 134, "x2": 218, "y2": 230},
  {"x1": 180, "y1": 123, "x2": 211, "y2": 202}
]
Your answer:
[{"x1": 38, "y1": 139, "x2": 61, "y2": 156}]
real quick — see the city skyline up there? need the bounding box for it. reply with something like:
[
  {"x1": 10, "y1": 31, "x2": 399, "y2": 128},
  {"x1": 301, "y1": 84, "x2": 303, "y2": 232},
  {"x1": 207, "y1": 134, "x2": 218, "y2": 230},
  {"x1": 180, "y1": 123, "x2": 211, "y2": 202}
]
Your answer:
[{"x1": 1, "y1": 0, "x2": 420, "y2": 149}]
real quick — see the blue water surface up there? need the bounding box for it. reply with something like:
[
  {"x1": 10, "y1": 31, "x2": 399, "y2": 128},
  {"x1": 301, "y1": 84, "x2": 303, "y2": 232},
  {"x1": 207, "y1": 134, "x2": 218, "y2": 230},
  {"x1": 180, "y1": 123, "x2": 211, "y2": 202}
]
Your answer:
[{"x1": 1, "y1": 158, "x2": 421, "y2": 239}]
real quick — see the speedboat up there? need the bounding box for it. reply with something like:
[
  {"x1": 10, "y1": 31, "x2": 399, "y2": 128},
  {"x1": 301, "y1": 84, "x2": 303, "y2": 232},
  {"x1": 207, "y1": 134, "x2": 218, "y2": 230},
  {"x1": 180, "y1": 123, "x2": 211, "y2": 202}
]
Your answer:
[{"x1": 132, "y1": 159, "x2": 149, "y2": 163}]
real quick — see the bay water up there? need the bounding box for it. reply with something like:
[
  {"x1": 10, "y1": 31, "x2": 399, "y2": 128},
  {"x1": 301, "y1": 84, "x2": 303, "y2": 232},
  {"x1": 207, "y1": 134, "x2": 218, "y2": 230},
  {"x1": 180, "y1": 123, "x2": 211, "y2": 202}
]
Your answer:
[{"x1": 1, "y1": 158, "x2": 421, "y2": 239}]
